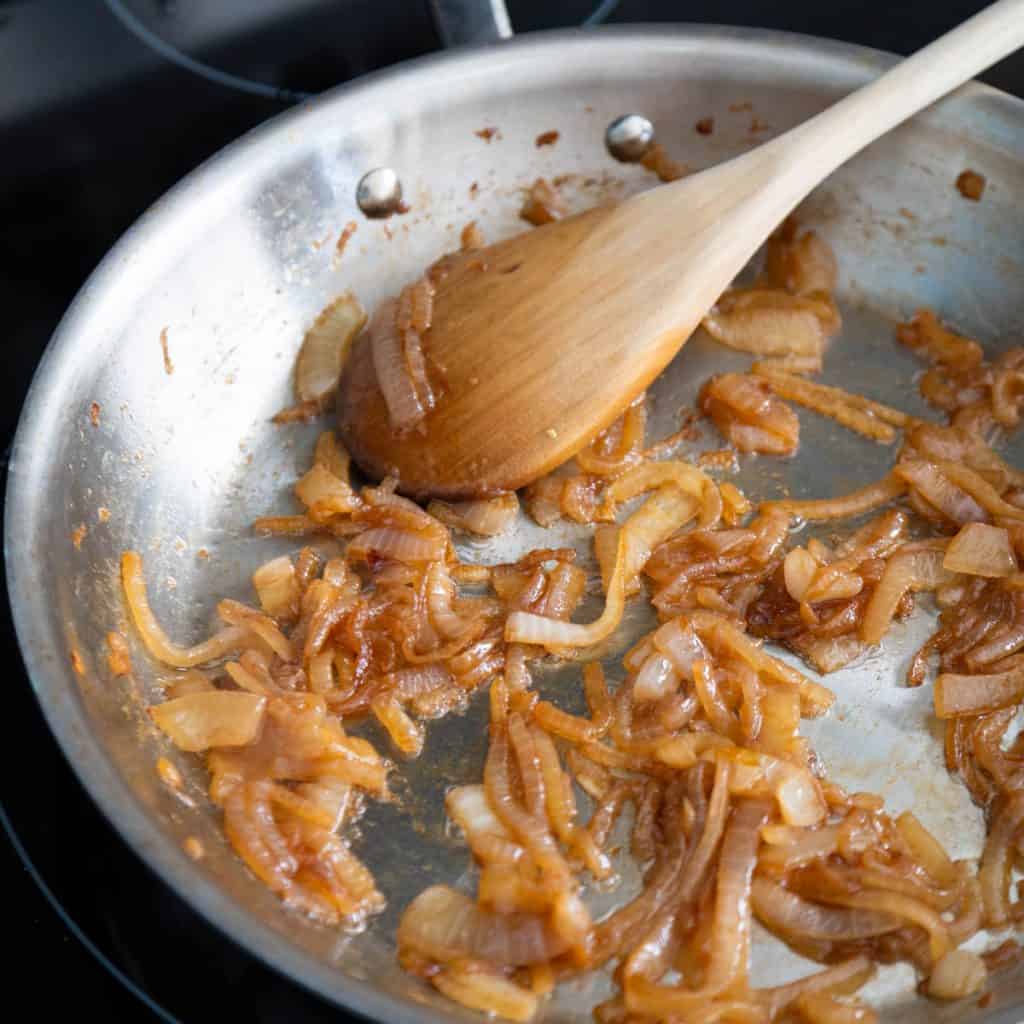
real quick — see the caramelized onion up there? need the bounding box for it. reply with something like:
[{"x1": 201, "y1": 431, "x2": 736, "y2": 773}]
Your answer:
[
  {"x1": 935, "y1": 664, "x2": 1024, "y2": 717},
  {"x1": 701, "y1": 372, "x2": 800, "y2": 455},
  {"x1": 427, "y1": 494, "x2": 520, "y2": 536},
  {"x1": 703, "y1": 289, "x2": 830, "y2": 357},
  {"x1": 754, "y1": 368, "x2": 901, "y2": 442},
  {"x1": 507, "y1": 465, "x2": 710, "y2": 651},
  {"x1": 861, "y1": 543, "x2": 950, "y2": 645},
  {"x1": 119, "y1": 226, "x2": 1024, "y2": 1024},
  {"x1": 122, "y1": 552, "x2": 248, "y2": 668},
  {"x1": 894, "y1": 462, "x2": 987, "y2": 526},
  {"x1": 927, "y1": 949, "x2": 988, "y2": 1000},
  {"x1": 752, "y1": 877, "x2": 899, "y2": 942},
  {"x1": 347, "y1": 527, "x2": 446, "y2": 563},
  {"x1": 150, "y1": 691, "x2": 266, "y2": 751},
  {"x1": 624, "y1": 800, "x2": 770, "y2": 1014},
  {"x1": 763, "y1": 475, "x2": 905, "y2": 522},
  {"x1": 758, "y1": 957, "x2": 875, "y2": 1018},
  {"x1": 812, "y1": 889, "x2": 950, "y2": 962},
  {"x1": 897, "y1": 310, "x2": 983, "y2": 370},
  {"x1": 431, "y1": 964, "x2": 538, "y2": 1022},
  {"x1": 979, "y1": 793, "x2": 1024, "y2": 926},
  {"x1": 944, "y1": 522, "x2": 1017, "y2": 577},
  {"x1": 398, "y1": 885, "x2": 567, "y2": 966}
]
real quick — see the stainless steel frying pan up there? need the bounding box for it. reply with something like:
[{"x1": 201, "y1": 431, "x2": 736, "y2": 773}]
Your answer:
[{"x1": 8, "y1": 7, "x2": 1024, "y2": 1021}]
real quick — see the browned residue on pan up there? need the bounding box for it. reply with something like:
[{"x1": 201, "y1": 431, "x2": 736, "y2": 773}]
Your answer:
[
  {"x1": 160, "y1": 327, "x2": 174, "y2": 375},
  {"x1": 336, "y1": 220, "x2": 357, "y2": 257}
]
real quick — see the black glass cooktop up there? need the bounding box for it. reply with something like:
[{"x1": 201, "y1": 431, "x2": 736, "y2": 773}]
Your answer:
[{"x1": 3, "y1": 0, "x2": 1020, "y2": 1019}]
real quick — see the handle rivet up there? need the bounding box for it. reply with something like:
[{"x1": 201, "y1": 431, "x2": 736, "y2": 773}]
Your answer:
[
  {"x1": 605, "y1": 114, "x2": 654, "y2": 162},
  {"x1": 356, "y1": 168, "x2": 404, "y2": 218}
]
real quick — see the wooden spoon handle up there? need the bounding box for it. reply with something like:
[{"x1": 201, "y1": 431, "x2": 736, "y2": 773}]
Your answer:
[{"x1": 776, "y1": 0, "x2": 1024, "y2": 187}]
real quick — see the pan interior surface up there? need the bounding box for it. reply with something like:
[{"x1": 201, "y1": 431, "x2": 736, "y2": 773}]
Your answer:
[{"x1": 8, "y1": 26, "x2": 1024, "y2": 1023}]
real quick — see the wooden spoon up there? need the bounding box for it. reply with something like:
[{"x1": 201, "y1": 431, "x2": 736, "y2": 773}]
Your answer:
[{"x1": 339, "y1": 0, "x2": 1024, "y2": 499}]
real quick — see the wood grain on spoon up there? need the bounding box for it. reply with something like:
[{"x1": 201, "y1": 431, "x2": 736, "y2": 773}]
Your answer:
[{"x1": 338, "y1": 0, "x2": 1024, "y2": 499}]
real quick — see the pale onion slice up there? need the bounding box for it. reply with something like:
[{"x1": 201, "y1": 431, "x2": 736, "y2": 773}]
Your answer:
[
  {"x1": 797, "y1": 635, "x2": 867, "y2": 675},
  {"x1": 944, "y1": 522, "x2": 1017, "y2": 577},
  {"x1": 347, "y1": 527, "x2": 447, "y2": 563},
  {"x1": 427, "y1": 493, "x2": 520, "y2": 537},
  {"x1": 784, "y1": 547, "x2": 819, "y2": 602},
  {"x1": 860, "y1": 543, "x2": 951, "y2": 644},
  {"x1": 703, "y1": 290, "x2": 827, "y2": 356},
  {"x1": 295, "y1": 292, "x2": 367, "y2": 403},
  {"x1": 446, "y1": 784, "x2": 516, "y2": 857},
  {"x1": 719, "y1": 749, "x2": 826, "y2": 826},
  {"x1": 252, "y1": 555, "x2": 300, "y2": 619},
  {"x1": 313, "y1": 430, "x2": 351, "y2": 483},
  {"x1": 895, "y1": 812, "x2": 959, "y2": 889},
  {"x1": 397, "y1": 885, "x2": 567, "y2": 966},
  {"x1": 217, "y1": 599, "x2": 295, "y2": 661},
  {"x1": 294, "y1": 463, "x2": 360, "y2": 524},
  {"x1": 370, "y1": 297, "x2": 425, "y2": 433},
  {"x1": 121, "y1": 552, "x2": 248, "y2": 668},
  {"x1": 150, "y1": 691, "x2": 266, "y2": 752},
  {"x1": 431, "y1": 964, "x2": 538, "y2": 1023},
  {"x1": 934, "y1": 663, "x2": 1024, "y2": 718},
  {"x1": 164, "y1": 668, "x2": 215, "y2": 700},
  {"x1": 633, "y1": 652, "x2": 679, "y2": 703},
  {"x1": 764, "y1": 223, "x2": 838, "y2": 296},
  {"x1": 651, "y1": 617, "x2": 707, "y2": 678},
  {"x1": 927, "y1": 950, "x2": 988, "y2": 1001},
  {"x1": 424, "y1": 562, "x2": 470, "y2": 639}
]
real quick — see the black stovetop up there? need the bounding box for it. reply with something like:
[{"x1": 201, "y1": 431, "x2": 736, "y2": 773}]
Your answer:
[{"x1": 2, "y1": 1, "x2": 1020, "y2": 1019}]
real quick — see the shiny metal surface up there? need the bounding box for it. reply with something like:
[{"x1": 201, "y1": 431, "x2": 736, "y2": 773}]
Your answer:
[
  {"x1": 604, "y1": 112, "x2": 655, "y2": 161},
  {"x1": 7, "y1": 26, "x2": 1024, "y2": 1023},
  {"x1": 355, "y1": 166, "x2": 405, "y2": 219}
]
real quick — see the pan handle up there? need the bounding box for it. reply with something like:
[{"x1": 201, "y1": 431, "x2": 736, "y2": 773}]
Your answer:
[{"x1": 428, "y1": 0, "x2": 513, "y2": 47}]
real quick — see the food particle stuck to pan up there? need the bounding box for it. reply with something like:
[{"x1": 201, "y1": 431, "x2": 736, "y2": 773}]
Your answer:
[{"x1": 956, "y1": 168, "x2": 987, "y2": 200}]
